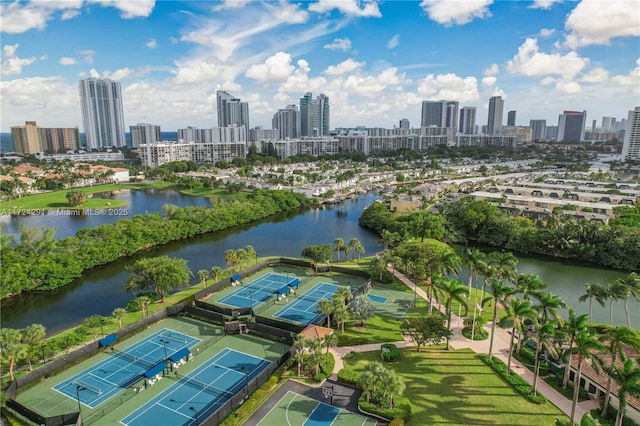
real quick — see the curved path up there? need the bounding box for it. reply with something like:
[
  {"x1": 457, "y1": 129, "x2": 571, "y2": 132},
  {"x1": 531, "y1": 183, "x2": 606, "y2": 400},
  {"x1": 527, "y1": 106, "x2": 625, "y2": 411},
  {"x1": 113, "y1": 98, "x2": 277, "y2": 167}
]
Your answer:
[{"x1": 329, "y1": 267, "x2": 599, "y2": 423}]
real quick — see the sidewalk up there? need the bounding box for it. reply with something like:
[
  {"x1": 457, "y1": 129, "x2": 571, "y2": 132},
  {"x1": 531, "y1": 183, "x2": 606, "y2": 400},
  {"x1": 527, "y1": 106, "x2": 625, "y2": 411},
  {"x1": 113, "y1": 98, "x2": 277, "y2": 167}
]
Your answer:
[{"x1": 329, "y1": 266, "x2": 597, "y2": 422}]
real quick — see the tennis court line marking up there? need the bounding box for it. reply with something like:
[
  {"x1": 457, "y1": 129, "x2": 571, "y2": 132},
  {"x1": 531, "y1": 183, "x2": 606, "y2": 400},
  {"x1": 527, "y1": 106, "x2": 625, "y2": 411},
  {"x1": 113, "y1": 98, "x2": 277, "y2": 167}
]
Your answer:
[
  {"x1": 285, "y1": 392, "x2": 298, "y2": 426},
  {"x1": 32, "y1": 392, "x2": 72, "y2": 416}
]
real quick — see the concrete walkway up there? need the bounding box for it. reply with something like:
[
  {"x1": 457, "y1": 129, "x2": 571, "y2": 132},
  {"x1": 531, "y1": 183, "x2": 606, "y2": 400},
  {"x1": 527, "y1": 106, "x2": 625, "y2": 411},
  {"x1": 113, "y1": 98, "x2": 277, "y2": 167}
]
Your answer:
[{"x1": 329, "y1": 266, "x2": 598, "y2": 423}]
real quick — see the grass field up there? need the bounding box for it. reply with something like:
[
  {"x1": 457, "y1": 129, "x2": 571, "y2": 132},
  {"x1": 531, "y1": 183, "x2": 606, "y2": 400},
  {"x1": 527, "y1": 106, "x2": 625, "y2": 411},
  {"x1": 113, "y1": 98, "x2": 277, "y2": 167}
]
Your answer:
[{"x1": 343, "y1": 347, "x2": 567, "y2": 426}]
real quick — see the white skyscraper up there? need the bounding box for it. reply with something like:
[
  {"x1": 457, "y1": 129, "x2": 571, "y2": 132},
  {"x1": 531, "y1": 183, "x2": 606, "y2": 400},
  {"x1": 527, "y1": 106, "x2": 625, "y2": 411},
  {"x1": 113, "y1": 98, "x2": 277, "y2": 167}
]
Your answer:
[
  {"x1": 272, "y1": 105, "x2": 300, "y2": 140},
  {"x1": 130, "y1": 123, "x2": 161, "y2": 148},
  {"x1": 622, "y1": 107, "x2": 640, "y2": 160},
  {"x1": 79, "y1": 78, "x2": 126, "y2": 149},
  {"x1": 487, "y1": 96, "x2": 504, "y2": 135},
  {"x1": 216, "y1": 91, "x2": 250, "y2": 130},
  {"x1": 459, "y1": 107, "x2": 476, "y2": 134}
]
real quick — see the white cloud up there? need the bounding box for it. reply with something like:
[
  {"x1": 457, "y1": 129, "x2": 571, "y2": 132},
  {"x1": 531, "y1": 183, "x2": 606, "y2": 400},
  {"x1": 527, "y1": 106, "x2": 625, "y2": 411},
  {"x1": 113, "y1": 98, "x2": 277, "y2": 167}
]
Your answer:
[
  {"x1": 581, "y1": 67, "x2": 609, "y2": 83},
  {"x1": 0, "y1": 1, "x2": 54, "y2": 33},
  {"x1": 387, "y1": 34, "x2": 399, "y2": 49},
  {"x1": 172, "y1": 55, "x2": 237, "y2": 85},
  {"x1": 1, "y1": 44, "x2": 36, "y2": 76},
  {"x1": 420, "y1": 0, "x2": 493, "y2": 26},
  {"x1": 341, "y1": 68, "x2": 404, "y2": 97},
  {"x1": 60, "y1": 9, "x2": 81, "y2": 20},
  {"x1": 89, "y1": 68, "x2": 100, "y2": 78},
  {"x1": 564, "y1": 0, "x2": 640, "y2": 48},
  {"x1": 277, "y1": 59, "x2": 328, "y2": 94},
  {"x1": 213, "y1": 0, "x2": 252, "y2": 11},
  {"x1": 245, "y1": 52, "x2": 295, "y2": 82},
  {"x1": 77, "y1": 50, "x2": 95, "y2": 64},
  {"x1": 309, "y1": 0, "x2": 382, "y2": 18},
  {"x1": 484, "y1": 63, "x2": 498, "y2": 76},
  {"x1": 507, "y1": 38, "x2": 588, "y2": 80},
  {"x1": 529, "y1": 0, "x2": 563, "y2": 9},
  {"x1": 59, "y1": 57, "x2": 77, "y2": 65},
  {"x1": 482, "y1": 76, "x2": 496, "y2": 87},
  {"x1": 538, "y1": 28, "x2": 556, "y2": 38},
  {"x1": 323, "y1": 37, "x2": 351, "y2": 51},
  {"x1": 88, "y1": 0, "x2": 156, "y2": 19},
  {"x1": 323, "y1": 58, "x2": 365, "y2": 76},
  {"x1": 146, "y1": 38, "x2": 157, "y2": 49},
  {"x1": 271, "y1": 2, "x2": 308, "y2": 24},
  {"x1": 417, "y1": 73, "x2": 479, "y2": 103},
  {"x1": 610, "y1": 58, "x2": 640, "y2": 95},
  {"x1": 554, "y1": 81, "x2": 581, "y2": 93}
]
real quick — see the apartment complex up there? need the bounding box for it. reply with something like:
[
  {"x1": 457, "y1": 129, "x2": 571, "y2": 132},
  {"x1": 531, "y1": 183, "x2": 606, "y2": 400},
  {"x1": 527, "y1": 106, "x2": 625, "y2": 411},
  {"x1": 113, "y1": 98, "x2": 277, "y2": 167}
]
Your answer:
[
  {"x1": 11, "y1": 121, "x2": 80, "y2": 154},
  {"x1": 622, "y1": 107, "x2": 640, "y2": 160},
  {"x1": 216, "y1": 91, "x2": 250, "y2": 130},
  {"x1": 130, "y1": 123, "x2": 161, "y2": 148},
  {"x1": 79, "y1": 77, "x2": 126, "y2": 149}
]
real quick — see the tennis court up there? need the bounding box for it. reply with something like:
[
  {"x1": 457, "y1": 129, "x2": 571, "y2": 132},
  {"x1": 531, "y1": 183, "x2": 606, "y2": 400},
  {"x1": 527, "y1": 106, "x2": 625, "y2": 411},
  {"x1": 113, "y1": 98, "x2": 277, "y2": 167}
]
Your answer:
[
  {"x1": 256, "y1": 391, "x2": 377, "y2": 426},
  {"x1": 216, "y1": 272, "x2": 301, "y2": 308},
  {"x1": 51, "y1": 329, "x2": 199, "y2": 409},
  {"x1": 366, "y1": 284, "x2": 418, "y2": 319},
  {"x1": 273, "y1": 282, "x2": 343, "y2": 324},
  {"x1": 121, "y1": 348, "x2": 272, "y2": 426}
]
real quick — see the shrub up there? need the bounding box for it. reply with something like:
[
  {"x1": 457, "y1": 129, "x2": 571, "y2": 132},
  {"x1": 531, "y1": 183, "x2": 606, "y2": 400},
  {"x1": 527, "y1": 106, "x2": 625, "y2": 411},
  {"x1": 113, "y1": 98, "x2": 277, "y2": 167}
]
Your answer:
[
  {"x1": 320, "y1": 353, "x2": 335, "y2": 376},
  {"x1": 359, "y1": 393, "x2": 412, "y2": 421},
  {"x1": 389, "y1": 418, "x2": 405, "y2": 426},
  {"x1": 480, "y1": 354, "x2": 547, "y2": 404},
  {"x1": 337, "y1": 368, "x2": 360, "y2": 387},
  {"x1": 381, "y1": 343, "x2": 400, "y2": 362},
  {"x1": 461, "y1": 326, "x2": 488, "y2": 341}
]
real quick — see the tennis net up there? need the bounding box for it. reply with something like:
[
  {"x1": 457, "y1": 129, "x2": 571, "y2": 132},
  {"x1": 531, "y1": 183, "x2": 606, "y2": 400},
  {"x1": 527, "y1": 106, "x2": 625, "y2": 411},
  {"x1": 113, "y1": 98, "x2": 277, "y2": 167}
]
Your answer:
[
  {"x1": 297, "y1": 292, "x2": 332, "y2": 303},
  {"x1": 75, "y1": 379, "x2": 102, "y2": 395},
  {"x1": 177, "y1": 374, "x2": 236, "y2": 400},
  {"x1": 159, "y1": 333, "x2": 188, "y2": 347},
  {"x1": 112, "y1": 349, "x2": 154, "y2": 369}
]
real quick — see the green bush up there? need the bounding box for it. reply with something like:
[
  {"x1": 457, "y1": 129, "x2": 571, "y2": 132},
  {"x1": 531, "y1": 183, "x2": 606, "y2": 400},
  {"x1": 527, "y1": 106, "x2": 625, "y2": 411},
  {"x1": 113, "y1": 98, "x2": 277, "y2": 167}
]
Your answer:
[
  {"x1": 337, "y1": 368, "x2": 361, "y2": 387},
  {"x1": 516, "y1": 345, "x2": 550, "y2": 374},
  {"x1": 381, "y1": 343, "x2": 400, "y2": 362},
  {"x1": 320, "y1": 353, "x2": 335, "y2": 376},
  {"x1": 359, "y1": 393, "x2": 412, "y2": 421},
  {"x1": 480, "y1": 354, "x2": 547, "y2": 404},
  {"x1": 389, "y1": 418, "x2": 405, "y2": 426},
  {"x1": 461, "y1": 326, "x2": 488, "y2": 341}
]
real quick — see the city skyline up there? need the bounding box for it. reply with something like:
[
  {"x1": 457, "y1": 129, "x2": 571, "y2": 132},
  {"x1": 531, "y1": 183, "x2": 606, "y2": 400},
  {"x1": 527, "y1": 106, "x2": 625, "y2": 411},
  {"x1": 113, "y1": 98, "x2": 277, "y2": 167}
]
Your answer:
[{"x1": 1, "y1": 0, "x2": 639, "y2": 132}]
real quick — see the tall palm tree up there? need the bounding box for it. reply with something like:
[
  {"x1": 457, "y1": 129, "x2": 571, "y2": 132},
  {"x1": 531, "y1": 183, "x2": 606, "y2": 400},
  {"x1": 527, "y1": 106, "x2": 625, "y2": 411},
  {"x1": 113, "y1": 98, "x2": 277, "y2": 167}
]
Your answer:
[
  {"x1": 535, "y1": 291, "x2": 567, "y2": 325},
  {"x1": 112, "y1": 307, "x2": 127, "y2": 330},
  {"x1": 531, "y1": 320, "x2": 560, "y2": 395},
  {"x1": 438, "y1": 279, "x2": 469, "y2": 349},
  {"x1": 211, "y1": 266, "x2": 223, "y2": 283},
  {"x1": 0, "y1": 328, "x2": 25, "y2": 382},
  {"x1": 578, "y1": 282, "x2": 607, "y2": 322},
  {"x1": 21, "y1": 324, "x2": 46, "y2": 371},
  {"x1": 515, "y1": 273, "x2": 547, "y2": 302},
  {"x1": 292, "y1": 335, "x2": 307, "y2": 376},
  {"x1": 607, "y1": 358, "x2": 640, "y2": 426},
  {"x1": 324, "y1": 332, "x2": 338, "y2": 355},
  {"x1": 316, "y1": 299, "x2": 334, "y2": 328},
  {"x1": 605, "y1": 281, "x2": 627, "y2": 325},
  {"x1": 427, "y1": 250, "x2": 461, "y2": 315},
  {"x1": 505, "y1": 298, "x2": 537, "y2": 375},
  {"x1": 561, "y1": 309, "x2": 589, "y2": 389},
  {"x1": 197, "y1": 269, "x2": 210, "y2": 289},
  {"x1": 599, "y1": 326, "x2": 640, "y2": 416},
  {"x1": 613, "y1": 273, "x2": 640, "y2": 328},
  {"x1": 463, "y1": 247, "x2": 484, "y2": 302},
  {"x1": 488, "y1": 251, "x2": 518, "y2": 284},
  {"x1": 482, "y1": 278, "x2": 515, "y2": 359},
  {"x1": 224, "y1": 249, "x2": 237, "y2": 272},
  {"x1": 334, "y1": 238, "x2": 344, "y2": 262},
  {"x1": 569, "y1": 327, "x2": 606, "y2": 426}
]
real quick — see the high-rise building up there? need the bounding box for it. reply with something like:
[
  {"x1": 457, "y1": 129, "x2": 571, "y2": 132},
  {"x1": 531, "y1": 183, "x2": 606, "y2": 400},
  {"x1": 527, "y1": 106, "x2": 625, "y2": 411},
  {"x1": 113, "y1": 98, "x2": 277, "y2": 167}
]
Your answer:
[
  {"x1": 459, "y1": 107, "x2": 477, "y2": 134},
  {"x1": 300, "y1": 92, "x2": 313, "y2": 137},
  {"x1": 545, "y1": 125, "x2": 558, "y2": 141},
  {"x1": 11, "y1": 121, "x2": 80, "y2": 154},
  {"x1": 507, "y1": 110, "x2": 516, "y2": 127},
  {"x1": 529, "y1": 119, "x2": 547, "y2": 141},
  {"x1": 272, "y1": 105, "x2": 300, "y2": 140},
  {"x1": 312, "y1": 94, "x2": 330, "y2": 136},
  {"x1": 592, "y1": 120, "x2": 597, "y2": 132},
  {"x1": 622, "y1": 107, "x2": 640, "y2": 160},
  {"x1": 216, "y1": 91, "x2": 249, "y2": 130},
  {"x1": 421, "y1": 100, "x2": 447, "y2": 127},
  {"x1": 399, "y1": 118, "x2": 410, "y2": 129},
  {"x1": 445, "y1": 101, "x2": 459, "y2": 130},
  {"x1": 487, "y1": 96, "x2": 504, "y2": 135},
  {"x1": 130, "y1": 123, "x2": 161, "y2": 148},
  {"x1": 601, "y1": 117, "x2": 615, "y2": 133},
  {"x1": 79, "y1": 77, "x2": 126, "y2": 149},
  {"x1": 557, "y1": 110, "x2": 587, "y2": 142}
]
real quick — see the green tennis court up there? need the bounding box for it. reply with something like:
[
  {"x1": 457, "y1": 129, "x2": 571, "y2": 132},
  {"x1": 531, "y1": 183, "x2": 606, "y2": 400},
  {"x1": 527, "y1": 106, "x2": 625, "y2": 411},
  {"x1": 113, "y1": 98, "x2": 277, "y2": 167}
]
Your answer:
[
  {"x1": 256, "y1": 391, "x2": 377, "y2": 426},
  {"x1": 367, "y1": 284, "x2": 417, "y2": 319}
]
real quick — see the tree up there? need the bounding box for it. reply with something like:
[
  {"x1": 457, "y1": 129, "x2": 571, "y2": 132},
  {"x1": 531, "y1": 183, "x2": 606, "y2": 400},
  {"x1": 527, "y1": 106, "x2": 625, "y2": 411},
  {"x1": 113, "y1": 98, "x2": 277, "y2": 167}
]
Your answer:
[
  {"x1": 304, "y1": 337, "x2": 324, "y2": 377},
  {"x1": 383, "y1": 370, "x2": 406, "y2": 408},
  {"x1": 505, "y1": 299, "x2": 537, "y2": 375},
  {"x1": 293, "y1": 335, "x2": 307, "y2": 377},
  {"x1": 530, "y1": 320, "x2": 559, "y2": 395},
  {"x1": 578, "y1": 282, "x2": 607, "y2": 322},
  {"x1": 569, "y1": 327, "x2": 605, "y2": 426},
  {"x1": 112, "y1": 307, "x2": 127, "y2": 330},
  {"x1": 332, "y1": 301, "x2": 350, "y2": 333},
  {"x1": 211, "y1": 266, "x2": 223, "y2": 282},
  {"x1": 438, "y1": 279, "x2": 468, "y2": 349},
  {"x1": 426, "y1": 249, "x2": 461, "y2": 315},
  {"x1": 334, "y1": 238, "x2": 344, "y2": 261},
  {"x1": 410, "y1": 211, "x2": 445, "y2": 242},
  {"x1": 482, "y1": 278, "x2": 515, "y2": 359},
  {"x1": 80, "y1": 314, "x2": 106, "y2": 341},
  {"x1": 0, "y1": 328, "x2": 25, "y2": 382},
  {"x1": 487, "y1": 251, "x2": 518, "y2": 283},
  {"x1": 349, "y1": 294, "x2": 376, "y2": 326},
  {"x1": 301, "y1": 244, "x2": 333, "y2": 272},
  {"x1": 612, "y1": 273, "x2": 640, "y2": 328},
  {"x1": 324, "y1": 332, "x2": 338, "y2": 355},
  {"x1": 348, "y1": 238, "x2": 363, "y2": 262},
  {"x1": 605, "y1": 281, "x2": 626, "y2": 325},
  {"x1": 561, "y1": 309, "x2": 589, "y2": 389},
  {"x1": 463, "y1": 247, "x2": 484, "y2": 302},
  {"x1": 606, "y1": 358, "x2": 640, "y2": 426},
  {"x1": 535, "y1": 291, "x2": 566, "y2": 325},
  {"x1": 125, "y1": 256, "x2": 192, "y2": 303},
  {"x1": 134, "y1": 295, "x2": 150, "y2": 318},
  {"x1": 359, "y1": 362, "x2": 387, "y2": 403},
  {"x1": 66, "y1": 190, "x2": 86, "y2": 206},
  {"x1": 21, "y1": 324, "x2": 46, "y2": 371},
  {"x1": 400, "y1": 315, "x2": 452, "y2": 352},
  {"x1": 598, "y1": 326, "x2": 640, "y2": 417},
  {"x1": 197, "y1": 269, "x2": 210, "y2": 289},
  {"x1": 18, "y1": 224, "x2": 57, "y2": 255},
  {"x1": 316, "y1": 299, "x2": 334, "y2": 328},
  {"x1": 224, "y1": 249, "x2": 238, "y2": 272}
]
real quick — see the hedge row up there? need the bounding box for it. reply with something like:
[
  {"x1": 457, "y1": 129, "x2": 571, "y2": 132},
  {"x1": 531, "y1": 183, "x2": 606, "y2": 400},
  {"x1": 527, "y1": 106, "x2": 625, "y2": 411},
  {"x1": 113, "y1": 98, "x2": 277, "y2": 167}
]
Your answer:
[
  {"x1": 359, "y1": 393, "x2": 412, "y2": 421},
  {"x1": 479, "y1": 354, "x2": 547, "y2": 404},
  {"x1": 381, "y1": 344, "x2": 400, "y2": 362},
  {"x1": 337, "y1": 368, "x2": 360, "y2": 387}
]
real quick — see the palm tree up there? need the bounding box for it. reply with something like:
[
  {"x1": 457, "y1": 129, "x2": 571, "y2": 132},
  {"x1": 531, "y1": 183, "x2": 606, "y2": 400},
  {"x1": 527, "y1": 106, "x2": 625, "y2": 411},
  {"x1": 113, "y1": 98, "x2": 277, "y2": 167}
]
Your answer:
[
  {"x1": 316, "y1": 299, "x2": 334, "y2": 328},
  {"x1": 348, "y1": 238, "x2": 362, "y2": 262},
  {"x1": 427, "y1": 250, "x2": 461, "y2": 315},
  {"x1": 531, "y1": 320, "x2": 560, "y2": 395},
  {"x1": 0, "y1": 328, "x2": 25, "y2": 381},
  {"x1": 535, "y1": 291, "x2": 566, "y2": 325},
  {"x1": 463, "y1": 247, "x2": 484, "y2": 303},
  {"x1": 334, "y1": 238, "x2": 344, "y2": 261},
  {"x1": 505, "y1": 299, "x2": 537, "y2": 375},
  {"x1": 21, "y1": 324, "x2": 46, "y2": 371},
  {"x1": 243, "y1": 245, "x2": 256, "y2": 265},
  {"x1": 386, "y1": 372, "x2": 406, "y2": 409},
  {"x1": 515, "y1": 273, "x2": 547, "y2": 302},
  {"x1": 324, "y1": 332, "x2": 338, "y2": 355},
  {"x1": 607, "y1": 358, "x2": 640, "y2": 426},
  {"x1": 482, "y1": 278, "x2": 515, "y2": 359},
  {"x1": 334, "y1": 286, "x2": 353, "y2": 306},
  {"x1": 599, "y1": 326, "x2": 640, "y2": 416},
  {"x1": 578, "y1": 282, "x2": 607, "y2": 322},
  {"x1": 488, "y1": 251, "x2": 518, "y2": 284},
  {"x1": 605, "y1": 281, "x2": 627, "y2": 325},
  {"x1": 292, "y1": 335, "x2": 307, "y2": 377},
  {"x1": 561, "y1": 309, "x2": 589, "y2": 389},
  {"x1": 224, "y1": 249, "x2": 237, "y2": 272},
  {"x1": 112, "y1": 307, "x2": 127, "y2": 330},
  {"x1": 438, "y1": 279, "x2": 468, "y2": 349},
  {"x1": 211, "y1": 266, "x2": 223, "y2": 283},
  {"x1": 569, "y1": 327, "x2": 606, "y2": 426},
  {"x1": 197, "y1": 269, "x2": 210, "y2": 289},
  {"x1": 136, "y1": 295, "x2": 150, "y2": 318},
  {"x1": 612, "y1": 273, "x2": 640, "y2": 328}
]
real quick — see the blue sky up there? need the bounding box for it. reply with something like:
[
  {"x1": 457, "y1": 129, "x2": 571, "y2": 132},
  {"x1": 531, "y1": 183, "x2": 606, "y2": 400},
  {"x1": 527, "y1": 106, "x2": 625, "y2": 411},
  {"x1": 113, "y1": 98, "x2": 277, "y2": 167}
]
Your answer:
[{"x1": 1, "y1": 0, "x2": 639, "y2": 133}]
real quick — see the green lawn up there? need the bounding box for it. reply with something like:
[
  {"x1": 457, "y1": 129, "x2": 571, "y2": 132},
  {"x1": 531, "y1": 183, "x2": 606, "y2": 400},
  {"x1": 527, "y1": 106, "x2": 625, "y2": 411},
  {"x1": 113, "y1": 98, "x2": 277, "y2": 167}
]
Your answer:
[
  {"x1": 179, "y1": 187, "x2": 250, "y2": 201},
  {"x1": 343, "y1": 347, "x2": 566, "y2": 425}
]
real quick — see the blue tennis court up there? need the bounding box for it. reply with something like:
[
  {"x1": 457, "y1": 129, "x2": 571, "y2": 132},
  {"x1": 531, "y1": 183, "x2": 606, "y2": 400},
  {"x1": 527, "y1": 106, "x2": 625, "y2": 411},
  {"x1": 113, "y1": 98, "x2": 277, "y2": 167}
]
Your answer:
[
  {"x1": 367, "y1": 294, "x2": 388, "y2": 304},
  {"x1": 273, "y1": 283, "x2": 343, "y2": 324},
  {"x1": 216, "y1": 272, "x2": 300, "y2": 308},
  {"x1": 53, "y1": 329, "x2": 199, "y2": 409},
  {"x1": 121, "y1": 348, "x2": 272, "y2": 426}
]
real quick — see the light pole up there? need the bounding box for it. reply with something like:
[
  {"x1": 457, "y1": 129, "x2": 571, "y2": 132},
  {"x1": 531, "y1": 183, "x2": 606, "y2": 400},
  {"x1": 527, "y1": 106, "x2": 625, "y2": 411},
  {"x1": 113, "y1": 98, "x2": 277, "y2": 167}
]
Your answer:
[
  {"x1": 41, "y1": 344, "x2": 46, "y2": 365},
  {"x1": 189, "y1": 406, "x2": 199, "y2": 426},
  {"x1": 159, "y1": 339, "x2": 169, "y2": 375},
  {"x1": 240, "y1": 366, "x2": 249, "y2": 400},
  {"x1": 76, "y1": 385, "x2": 85, "y2": 425},
  {"x1": 285, "y1": 270, "x2": 289, "y2": 285}
]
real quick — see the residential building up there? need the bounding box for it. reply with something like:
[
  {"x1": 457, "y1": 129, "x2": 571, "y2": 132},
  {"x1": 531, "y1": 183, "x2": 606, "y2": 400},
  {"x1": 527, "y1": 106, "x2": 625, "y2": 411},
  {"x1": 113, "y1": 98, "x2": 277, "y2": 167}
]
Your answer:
[
  {"x1": 272, "y1": 105, "x2": 300, "y2": 140},
  {"x1": 421, "y1": 100, "x2": 447, "y2": 127},
  {"x1": 177, "y1": 126, "x2": 247, "y2": 144},
  {"x1": 216, "y1": 91, "x2": 249, "y2": 130},
  {"x1": 592, "y1": 119, "x2": 597, "y2": 132},
  {"x1": 130, "y1": 123, "x2": 161, "y2": 148},
  {"x1": 445, "y1": 101, "x2": 459, "y2": 130},
  {"x1": 11, "y1": 121, "x2": 42, "y2": 154},
  {"x1": 557, "y1": 110, "x2": 587, "y2": 142},
  {"x1": 312, "y1": 94, "x2": 330, "y2": 136},
  {"x1": 456, "y1": 134, "x2": 518, "y2": 148},
  {"x1": 459, "y1": 107, "x2": 477, "y2": 134},
  {"x1": 545, "y1": 125, "x2": 558, "y2": 141},
  {"x1": 507, "y1": 110, "x2": 516, "y2": 126},
  {"x1": 601, "y1": 116, "x2": 615, "y2": 132},
  {"x1": 79, "y1": 77, "x2": 126, "y2": 149},
  {"x1": 622, "y1": 107, "x2": 640, "y2": 160},
  {"x1": 249, "y1": 127, "x2": 278, "y2": 143},
  {"x1": 300, "y1": 92, "x2": 313, "y2": 137},
  {"x1": 530, "y1": 119, "x2": 547, "y2": 141},
  {"x1": 504, "y1": 126, "x2": 532, "y2": 143},
  {"x1": 11, "y1": 121, "x2": 80, "y2": 154},
  {"x1": 487, "y1": 96, "x2": 504, "y2": 135},
  {"x1": 138, "y1": 141, "x2": 246, "y2": 168},
  {"x1": 399, "y1": 118, "x2": 410, "y2": 129}
]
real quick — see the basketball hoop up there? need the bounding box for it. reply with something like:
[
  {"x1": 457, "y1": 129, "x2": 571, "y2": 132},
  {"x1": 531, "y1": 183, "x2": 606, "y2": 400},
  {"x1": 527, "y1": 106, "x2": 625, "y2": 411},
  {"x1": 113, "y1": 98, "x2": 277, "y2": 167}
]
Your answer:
[{"x1": 322, "y1": 386, "x2": 333, "y2": 399}]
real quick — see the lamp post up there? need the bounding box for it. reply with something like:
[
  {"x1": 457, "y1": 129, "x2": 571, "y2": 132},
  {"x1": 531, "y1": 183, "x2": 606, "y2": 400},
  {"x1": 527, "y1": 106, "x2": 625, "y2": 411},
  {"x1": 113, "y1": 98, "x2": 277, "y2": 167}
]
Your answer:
[
  {"x1": 159, "y1": 339, "x2": 169, "y2": 375},
  {"x1": 285, "y1": 270, "x2": 289, "y2": 285},
  {"x1": 240, "y1": 366, "x2": 249, "y2": 400},
  {"x1": 41, "y1": 344, "x2": 46, "y2": 365},
  {"x1": 76, "y1": 385, "x2": 85, "y2": 425},
  {"x1": 189, "y1": 406, "x2": 199, "y2": 426}
]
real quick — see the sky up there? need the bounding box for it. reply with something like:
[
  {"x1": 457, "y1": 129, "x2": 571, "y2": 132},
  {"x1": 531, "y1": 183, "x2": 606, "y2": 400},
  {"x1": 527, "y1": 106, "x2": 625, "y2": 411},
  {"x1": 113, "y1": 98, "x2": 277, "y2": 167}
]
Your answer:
[{"x1": 1, "y1": 0, "x2": 639, "y2": 133}]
